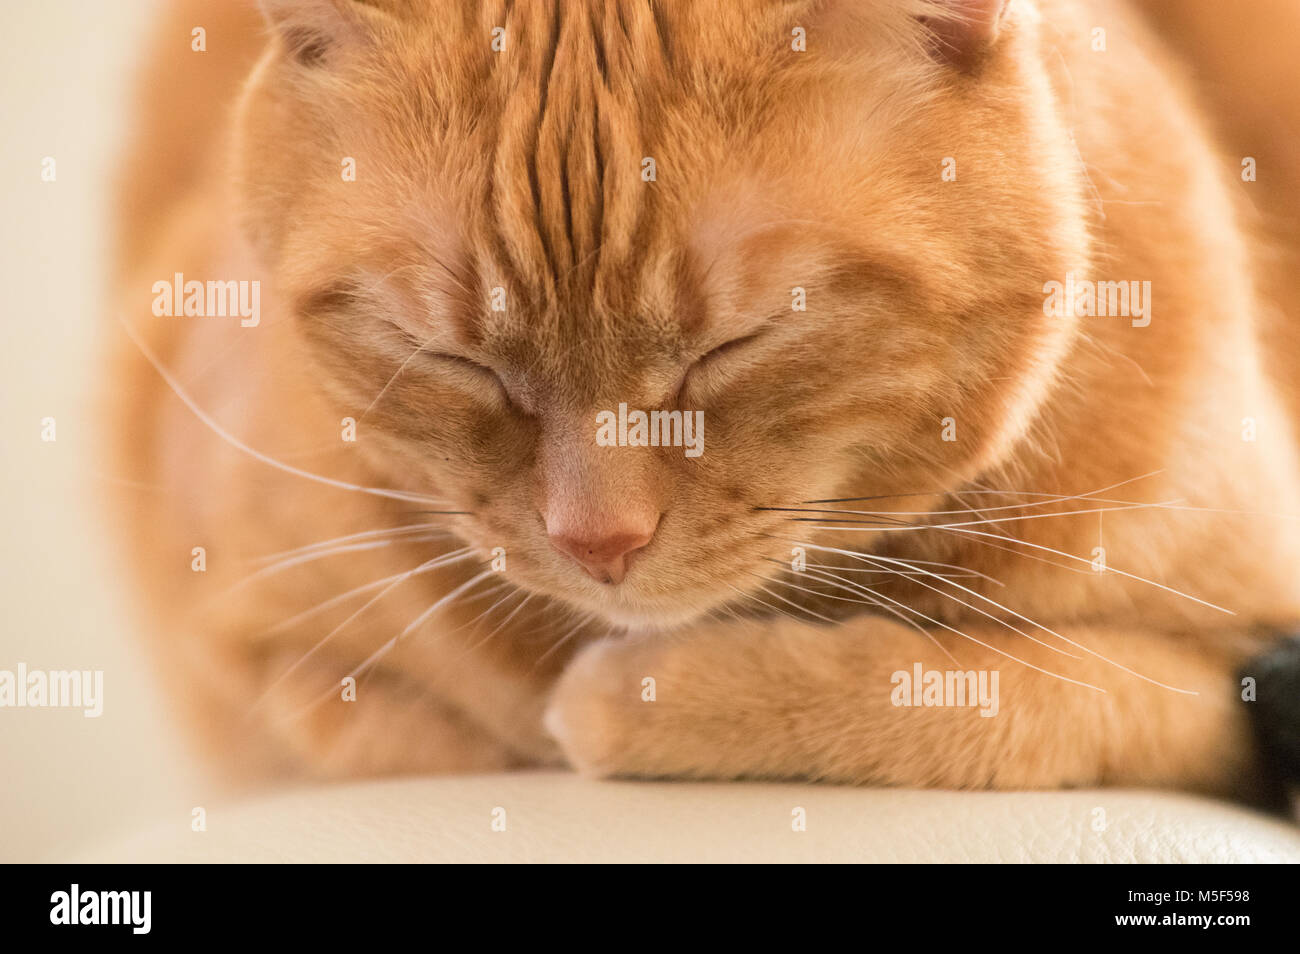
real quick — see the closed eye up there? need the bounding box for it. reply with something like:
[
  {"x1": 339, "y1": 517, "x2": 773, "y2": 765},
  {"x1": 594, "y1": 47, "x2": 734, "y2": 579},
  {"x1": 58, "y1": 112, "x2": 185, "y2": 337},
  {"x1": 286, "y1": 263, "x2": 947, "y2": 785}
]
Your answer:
[
  {"x1": 424, "y1": 351, "x2": 512, "y2": 404},
  {"x1": 678, "y1": 329, "x2": 768, "y2": 401},
  {"x1": 696, "y1": 330, "x2": 766, "y2": 367},
  {"x1": 425, "y1": 350, "x2": 497, "y2": 379},
  {"x1": 382, "y1": 321, "x2": 511, "y2": 405}
]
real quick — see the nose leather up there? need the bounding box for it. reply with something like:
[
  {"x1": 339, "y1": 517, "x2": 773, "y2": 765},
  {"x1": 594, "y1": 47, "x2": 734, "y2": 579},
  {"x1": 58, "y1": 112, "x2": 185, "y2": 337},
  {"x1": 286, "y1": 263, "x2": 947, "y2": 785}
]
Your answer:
[{"x1": 548, "y1": 524, "x2": 657, "y2": 584}]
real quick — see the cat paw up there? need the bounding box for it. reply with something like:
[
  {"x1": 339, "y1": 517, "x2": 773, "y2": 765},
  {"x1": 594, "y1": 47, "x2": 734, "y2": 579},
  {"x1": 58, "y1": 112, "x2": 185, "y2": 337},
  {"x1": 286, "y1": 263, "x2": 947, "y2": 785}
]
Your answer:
[{"x1": 543, "y1": 636, "x2": 659, "y2": 778}]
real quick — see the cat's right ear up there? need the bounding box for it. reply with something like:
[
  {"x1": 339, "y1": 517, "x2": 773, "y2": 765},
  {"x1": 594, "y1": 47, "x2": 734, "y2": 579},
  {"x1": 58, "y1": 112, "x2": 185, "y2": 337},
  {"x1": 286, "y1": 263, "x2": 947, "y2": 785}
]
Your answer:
[{"x1": 259, "y1": 0, "x2": 384, "y2": 67}]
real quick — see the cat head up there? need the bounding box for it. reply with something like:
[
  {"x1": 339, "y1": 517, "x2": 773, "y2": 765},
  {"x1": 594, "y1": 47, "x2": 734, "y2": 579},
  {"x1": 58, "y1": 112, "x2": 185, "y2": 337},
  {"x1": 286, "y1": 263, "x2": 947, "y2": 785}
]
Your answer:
[{"x1": 236, "y1": 0, "x2": 1089, "y2": 627}]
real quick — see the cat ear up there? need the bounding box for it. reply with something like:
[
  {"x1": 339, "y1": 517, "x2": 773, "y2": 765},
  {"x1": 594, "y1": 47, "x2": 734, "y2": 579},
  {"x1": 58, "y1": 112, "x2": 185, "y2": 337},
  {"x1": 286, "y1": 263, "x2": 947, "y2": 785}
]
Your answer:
[
  {"x1": 923, "y1": 0, "x2": 1012, "y2": 71},
  {"x1": 258, "y1": 0, "x2": 382, "y2": 66}
]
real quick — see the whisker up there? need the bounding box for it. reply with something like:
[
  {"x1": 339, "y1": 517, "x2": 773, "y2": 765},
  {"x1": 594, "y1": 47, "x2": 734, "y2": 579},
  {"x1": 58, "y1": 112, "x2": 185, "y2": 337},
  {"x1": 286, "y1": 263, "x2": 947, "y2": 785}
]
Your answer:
[
  {"x1": 861, "y1": 549, "x2": 1202, "y2": 691},
  {"x1": 227, "y1": 533, "x2": 448, "y2": 595},
  {"x1": 763, "y1": 527, "x2": 1085, "y2": 578},
  {"x1": 794, "y1": 538, "x2": 1201, "y2": 693},
  {"x1": 443, "y1": 583, "x2": 524, "y2": 638},
  {"x1": 797, "y1": 565, "x2": 978, "y2": 664},
  {"x1": 118, "y1": 315, "x2": 452, "y2": 507},
  {"x1": 802, "y1": 560, "x2": 994, "y2": 584},
  {"x1": 534, "y1": 612, "x2": 597, "y2": 667},
  {"x1": 946, "y1": 526, "x2": 1234, "y2": 616},
  {"x1": 357, "y1": 330, "x2": 443, "y2": 425},
  {"x1": 796, "y1": 470, "x2": 1166, "y2": 506},
  {"x1": 790, "y1": 562, "x2": 1105, "y2": 692},
  {"x1": 817, "y1": 550, "x2": 1082, "y2": 660},
  {"x1": 255, "y1": 548, "x2": 477, "y2": 707},
  {"x1": 756, "y1": 566, "x2": 959, "y2": 664},
  {"x1": 451, "y1": 592, "x2": 536, "y2": 665},
  {"x1": 919, "y1": 526, "x2": 1095, "y2": 576},
  {"x1": 748, "y1": 581, "x2": 839, "y2": 624},
  {"x1": 795, "y1": 500, "x2": 1181, "y2": 531},
  {"x1": 451, "y1": 579, "x2": 515, "y2": 611},
  {"x1": 264, "y1": 546, "x2": 472, "y2": 635},
  {"x1": 253, "y1": 523, "x2": 449, "y2": 566},
  {"x1": 724, "y1": 583, "x2": 822, "y2": 625},
  {"x1": 395, "y1": 569, "x2": 500, "y2": 642},
  {"x1": 283, "y1": 568, "x2": 499, "y2": 722}
]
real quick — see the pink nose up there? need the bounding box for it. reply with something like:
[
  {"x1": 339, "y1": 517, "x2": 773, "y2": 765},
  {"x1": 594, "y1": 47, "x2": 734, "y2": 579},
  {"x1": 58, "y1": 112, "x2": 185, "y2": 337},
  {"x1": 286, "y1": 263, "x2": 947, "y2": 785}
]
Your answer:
[{"x1": 548, "y1": 519, "x2": 658, "y2": 584}]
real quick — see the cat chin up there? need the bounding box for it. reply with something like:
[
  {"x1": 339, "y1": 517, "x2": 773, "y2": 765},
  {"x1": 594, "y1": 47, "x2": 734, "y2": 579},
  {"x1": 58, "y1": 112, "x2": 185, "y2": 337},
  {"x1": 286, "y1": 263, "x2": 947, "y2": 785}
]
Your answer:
[{"x1": 576, "y1": 600, "x2": 716, "y2": 634}]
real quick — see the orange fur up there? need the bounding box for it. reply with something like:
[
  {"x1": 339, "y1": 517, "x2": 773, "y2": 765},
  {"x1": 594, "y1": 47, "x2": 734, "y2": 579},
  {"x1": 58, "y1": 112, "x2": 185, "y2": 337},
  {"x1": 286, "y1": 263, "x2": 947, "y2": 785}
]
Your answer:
[{"x1": 109, "y1": 0, "x2": 1300, "y2": 797}]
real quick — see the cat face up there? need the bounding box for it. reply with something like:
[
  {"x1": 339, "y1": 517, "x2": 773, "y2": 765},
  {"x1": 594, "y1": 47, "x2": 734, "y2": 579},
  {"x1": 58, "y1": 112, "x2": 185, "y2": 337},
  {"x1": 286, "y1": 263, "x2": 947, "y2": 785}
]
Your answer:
[{"x1": 238, "y1": 0, "x2": 1088, "y2": 627}]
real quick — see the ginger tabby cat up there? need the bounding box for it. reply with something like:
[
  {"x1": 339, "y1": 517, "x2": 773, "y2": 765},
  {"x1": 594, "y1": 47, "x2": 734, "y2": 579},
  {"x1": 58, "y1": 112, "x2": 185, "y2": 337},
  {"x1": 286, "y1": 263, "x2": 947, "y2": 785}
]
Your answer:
[{"x1": 109, "y1": 0, "x2": 1300, "y2": 798}]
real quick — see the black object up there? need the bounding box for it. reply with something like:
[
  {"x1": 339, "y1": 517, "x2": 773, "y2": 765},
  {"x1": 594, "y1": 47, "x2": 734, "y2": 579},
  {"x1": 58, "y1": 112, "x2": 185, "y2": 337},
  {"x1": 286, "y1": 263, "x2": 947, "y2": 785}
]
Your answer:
[{"x1": 1241, "y1": 635, "x2": 1300, "y2": 788}]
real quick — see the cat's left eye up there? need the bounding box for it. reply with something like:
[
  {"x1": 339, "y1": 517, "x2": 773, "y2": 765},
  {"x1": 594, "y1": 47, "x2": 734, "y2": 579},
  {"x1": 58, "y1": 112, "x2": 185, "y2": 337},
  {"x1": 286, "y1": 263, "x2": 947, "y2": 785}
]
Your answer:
[
  {"x1": 677, "y1": 330, "x2": 767, "y2": 401},
  {"x1": 694, "y1": 330, "x2": 766, "y2": 368}
]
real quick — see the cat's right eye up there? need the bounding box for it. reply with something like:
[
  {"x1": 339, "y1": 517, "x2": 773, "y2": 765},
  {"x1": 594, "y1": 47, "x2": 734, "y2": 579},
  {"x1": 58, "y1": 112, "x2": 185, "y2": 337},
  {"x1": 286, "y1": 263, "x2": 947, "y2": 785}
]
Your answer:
[
  {"x1": 380, "y1": 317, "x2": 513, "y2": 407},
  {"x1": 424, "y1": 350, "x2": 514, "y2": 407}
]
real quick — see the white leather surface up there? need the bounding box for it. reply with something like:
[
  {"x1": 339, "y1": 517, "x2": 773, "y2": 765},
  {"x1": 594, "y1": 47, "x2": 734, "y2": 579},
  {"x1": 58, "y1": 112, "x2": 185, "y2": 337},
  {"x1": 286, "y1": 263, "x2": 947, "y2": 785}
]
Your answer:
[{"x1": 75, "y1": 773, "x2": 1300, "y2": 863}]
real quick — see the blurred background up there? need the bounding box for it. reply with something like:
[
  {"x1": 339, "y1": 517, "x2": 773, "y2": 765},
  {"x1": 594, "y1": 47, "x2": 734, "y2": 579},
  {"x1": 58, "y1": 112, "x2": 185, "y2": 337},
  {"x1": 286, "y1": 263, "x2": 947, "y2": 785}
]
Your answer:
[{"x1": 0, "y1": 0, "x2": 204, "y2": 861}]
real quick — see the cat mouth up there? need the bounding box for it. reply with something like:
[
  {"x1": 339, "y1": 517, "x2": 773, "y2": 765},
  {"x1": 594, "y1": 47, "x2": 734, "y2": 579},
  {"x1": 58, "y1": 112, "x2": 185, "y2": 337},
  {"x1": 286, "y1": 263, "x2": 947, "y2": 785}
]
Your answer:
[
  {"x1": 534, "y1": 574, "x2": 732, "y2": 632},
  {"x1": 578, "y1": 600, "x2": 717, "y2": 632}
]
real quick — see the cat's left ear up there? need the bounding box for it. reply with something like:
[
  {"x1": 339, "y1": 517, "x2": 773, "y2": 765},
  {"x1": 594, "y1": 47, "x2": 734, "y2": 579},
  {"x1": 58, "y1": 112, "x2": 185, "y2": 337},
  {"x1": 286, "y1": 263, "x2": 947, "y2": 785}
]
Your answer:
[
  {"x1": 259, "y1": 0, "x2": 387, "y2": 67},
  {"x1": 922, "y1": 0, "x2": 1012, "y2": 72}
]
